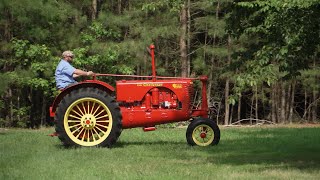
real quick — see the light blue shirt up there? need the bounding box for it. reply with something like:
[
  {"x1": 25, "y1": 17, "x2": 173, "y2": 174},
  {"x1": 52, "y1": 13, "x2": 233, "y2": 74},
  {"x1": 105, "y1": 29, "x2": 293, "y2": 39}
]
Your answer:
[{"x1": 55, "y1": 59, "x2": 76, "y2": 89}]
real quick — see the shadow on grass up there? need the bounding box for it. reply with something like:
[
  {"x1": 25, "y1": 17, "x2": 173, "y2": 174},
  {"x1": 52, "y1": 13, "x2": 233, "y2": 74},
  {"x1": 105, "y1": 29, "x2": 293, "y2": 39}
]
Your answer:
[
  {"x1": 52, "y1": 140, "x2": 185, "y2": 149},
  {"x1": 194, "y1": 128, "x2": 320, "y2": 171},
  {"x1": 51, "y1": 127, "x2": 320, "y2": 171},
  {"x1": 115, "y1": 140, "x2": 186, "y2": 147},
  {"x1": 53, "y1": 144, "x2": 78, "y2": 149}
]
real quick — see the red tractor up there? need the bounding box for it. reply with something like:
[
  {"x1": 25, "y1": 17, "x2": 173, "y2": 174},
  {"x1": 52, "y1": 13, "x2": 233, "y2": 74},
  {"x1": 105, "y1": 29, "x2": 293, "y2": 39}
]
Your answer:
[{"x1": 49, "y1": 45, "x2": 220, "y2": 147}]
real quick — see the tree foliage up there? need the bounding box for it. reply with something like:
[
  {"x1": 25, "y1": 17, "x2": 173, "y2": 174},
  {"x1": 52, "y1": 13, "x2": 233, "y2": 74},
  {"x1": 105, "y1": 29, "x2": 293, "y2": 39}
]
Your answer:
[{"x1": 0, "y1": 0, "x2": 319, "y2": 127}]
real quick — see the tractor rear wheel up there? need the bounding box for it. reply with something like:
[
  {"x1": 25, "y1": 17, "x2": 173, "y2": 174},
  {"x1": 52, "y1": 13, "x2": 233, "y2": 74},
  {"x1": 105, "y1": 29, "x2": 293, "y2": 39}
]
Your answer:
[
  {"x1": 186, "y1": 118, "x2": 220, "y2": 146},
  {"x1": 55, "y1": 87, "x2": 122, "y2": 147}
]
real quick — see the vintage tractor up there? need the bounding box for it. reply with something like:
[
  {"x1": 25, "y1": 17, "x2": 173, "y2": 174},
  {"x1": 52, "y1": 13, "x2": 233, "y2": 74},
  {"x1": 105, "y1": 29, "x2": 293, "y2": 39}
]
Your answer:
[{"x1": 49, "y1": 45, "x2": 220, "y2": 147}]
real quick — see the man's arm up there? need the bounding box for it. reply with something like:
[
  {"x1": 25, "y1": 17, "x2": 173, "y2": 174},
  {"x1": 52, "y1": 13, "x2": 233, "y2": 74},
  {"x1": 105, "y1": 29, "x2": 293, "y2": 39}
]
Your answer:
[{"x1": 73, "y1": 69, "x2": 94, "y2": 78}]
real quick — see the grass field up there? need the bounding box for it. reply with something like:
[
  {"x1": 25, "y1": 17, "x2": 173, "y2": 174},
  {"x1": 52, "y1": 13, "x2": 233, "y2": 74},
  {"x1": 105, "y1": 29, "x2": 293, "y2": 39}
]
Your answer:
[{"x1": 1, "y1": 125, "x2": 320, "y2": 180}]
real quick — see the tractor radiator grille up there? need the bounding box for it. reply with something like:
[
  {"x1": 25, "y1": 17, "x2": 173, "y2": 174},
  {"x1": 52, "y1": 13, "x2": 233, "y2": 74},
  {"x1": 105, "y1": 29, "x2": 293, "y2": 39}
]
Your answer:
[{"x1": 187, "y1": 83, "x2": 195, "y2": 109}]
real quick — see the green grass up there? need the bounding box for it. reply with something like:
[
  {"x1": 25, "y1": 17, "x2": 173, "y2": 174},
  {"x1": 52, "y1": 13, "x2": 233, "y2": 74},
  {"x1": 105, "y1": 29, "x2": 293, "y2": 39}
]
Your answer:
[{"x1": 1, "y1": 126, "x2": 320, "y2": 180}]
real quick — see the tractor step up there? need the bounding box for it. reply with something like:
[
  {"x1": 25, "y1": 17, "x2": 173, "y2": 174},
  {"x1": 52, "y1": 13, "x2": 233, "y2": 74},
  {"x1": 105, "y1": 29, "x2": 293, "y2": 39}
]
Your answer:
[{"x1": 143, "y1": 127, "x2": 156, "y2": 132}]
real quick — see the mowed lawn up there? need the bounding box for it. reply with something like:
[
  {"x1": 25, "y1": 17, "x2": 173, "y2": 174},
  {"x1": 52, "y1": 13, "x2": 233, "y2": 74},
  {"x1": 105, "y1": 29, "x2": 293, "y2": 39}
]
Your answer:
[{"x1": 1, "y1": 125, "x2": 320, "y2": 180}]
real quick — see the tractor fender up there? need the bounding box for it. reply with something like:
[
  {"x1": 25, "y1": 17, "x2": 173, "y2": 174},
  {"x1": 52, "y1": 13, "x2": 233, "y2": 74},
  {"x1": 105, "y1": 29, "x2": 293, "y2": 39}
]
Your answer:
[{"x1": 49, "y1": 80, "x2": 115, "y2": 117}]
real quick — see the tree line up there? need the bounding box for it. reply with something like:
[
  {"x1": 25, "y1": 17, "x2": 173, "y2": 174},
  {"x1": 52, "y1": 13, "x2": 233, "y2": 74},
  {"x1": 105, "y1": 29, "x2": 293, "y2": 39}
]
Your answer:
[{"x1": 0, "y1": 0, "x2": 319, "y2": 128}]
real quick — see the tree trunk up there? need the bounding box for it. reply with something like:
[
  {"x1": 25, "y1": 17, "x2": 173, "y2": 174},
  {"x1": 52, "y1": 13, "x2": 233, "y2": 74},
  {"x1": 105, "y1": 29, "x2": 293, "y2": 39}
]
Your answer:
[
  {"x1": 224, "y1": 79, "x2": 230, "y2": 125},
  {"x1": 165, "y1": 55, "x2": 169, "y2": 75},
  {"x1": 271, "y1": 84, "x2": 277, "y2": 123},
  {"x1": 230, "y1": 104, "x2": 234, "y2": 124},
  {"x1": 276, "y1": 83, "x2": 281, "y2": 123},
  {"x1": 215, "y1": 1, "x2": 220, "y2": 22},
  {"x1": 92, "y1": 0, "x2": 98, "y2": 20},
  {"x1": 144, "y1": 55, "x2": 148, "y2": 76},
  {"x1": 307, "y1": 98, "x2": 311, "y2": 121},
  {"x1": 207, "y1": 1, "x2": 220, "y2": 104},
  {"x1": 17, "y1": 95, "x2": 20, "y2": 122},
  {"x1": 118, "y1": 0, "x2": 122, "y2": 14},
  {"x1": 288, "y1": 80, "x2": 296, "y2": 123},
  {"x1": 30, "y1": 89, "x2": 35, "y2": 128},
  {"x1": 280, "y1": 82, "x2": 286, "y2": 123},
  {"x1": 180, "y1": 2, "x2": 188, "y2": 77},
  {"x1": 255, "y1": 85, "x2": 258, "y2": 119},
  {"x1": 304, "y1": 90, "x2": 308, "y2": 121},
  {"x1": 312, "y1": 56, "x2": 317, "y2": 123},
  {"x1": 224, "y1": 35, "x2": 231, "y2": 125},
  {"x1": 187, "y1": 0, "x2": 191, "y2": 77},
  {"x1": 4, "y1": 9, "x2": 12, "y2": 41},
  {"x1": 237, "y1": 93, "x2": 241, "y2": 121},
  {"x1": 207, "y1": 57, "x2": 214, "y2": 103},
  {"x1": 41, "y1": 95, "x2": 46, "y2": 127},
  {"x1": 286, "y1": 82, "x2": 292, "y2": 120},
  {"x1": 9, "y1": 88, "x2": 13, "y2": 125},
  {"x1": 205, "y1": 32, "x2": 210, "y2": 101},
  {"x1": 250, "y1": 93, "x2": 254, "y2": 125},
  {"x1": 312, "y1": 90, "x2": 317, "y2": 123}
]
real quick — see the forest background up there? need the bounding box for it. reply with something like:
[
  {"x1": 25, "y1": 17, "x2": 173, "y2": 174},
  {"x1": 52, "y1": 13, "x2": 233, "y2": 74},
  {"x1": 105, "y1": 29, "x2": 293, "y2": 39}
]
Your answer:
[{"x1": 0, "y1": 0, "x2": 319, "y2": 128}]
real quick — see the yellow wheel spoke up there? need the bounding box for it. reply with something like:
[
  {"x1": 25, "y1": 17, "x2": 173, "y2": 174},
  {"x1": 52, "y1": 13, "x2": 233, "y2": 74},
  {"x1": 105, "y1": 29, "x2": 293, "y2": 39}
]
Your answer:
[
  {"x1": 71, "y1": 126, "x2": 82, "y2": 134},
  {"x1": 81, "y1": 129, "x2": 87, "y2": 141},
  {"x1": 76, "y1": 105, "x2": 85, "y2": 116},
  {"x1": 87, "y1": 102, "x2": 90, "y2": 115},
  {"x1": 68, "y1": 114, "x2": 81, "y2": 120},
  {"x1": 90, "y1": 102, "x2": 96, "y2": 114},
  {"x1": 71, "y1": 110, "x2": 83, "y2": 118},
  {"x1": 75, "y1": 128, "x2": 85, "y2": 139},
  {"x1": 82, "y1": 102, "x2": 87, "y2": 114},
  {"x1": 90, "y1": 130, "x2": 97, "y2": 142},
  {"x1": 94, "y1": 109, "x2": 105, "y2": 117},
  {"x1": 96, "y1": 123, "x2": 109, "y2": 129},
  {"x1": 96, "y1": 114, "x2": 109, "y2": 120},
  {"x1": 96, "y1": 120, "x2": 110, "y2": 123},
  {"x1": 95, "y1": 126, "x2": 106, "y2": 134},
  {"x1": 69, "y1": 123, "x2": 81, "y2": 129},
  {"x1": 92, "y1": 128, "x2": 101, "y2": 139},
  {"x1": 87, "y1": 130, "x2": 90, "y2": 142},
  {"x1": 68, "y1": 120, "x2": 81, "y2": 123},
  {"x1": 92, "y1": 106, "x2": 100, "y2": 116}
]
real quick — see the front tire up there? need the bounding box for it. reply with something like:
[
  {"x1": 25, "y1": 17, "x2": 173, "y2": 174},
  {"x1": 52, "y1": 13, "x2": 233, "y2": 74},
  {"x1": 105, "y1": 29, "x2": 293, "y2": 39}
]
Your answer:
[
  {"x1": 186, "y1": 118, "x2": 220, "y2": 146},
  {"x1": 55, "y1": 87, "x2": 122, "y2": 147}
]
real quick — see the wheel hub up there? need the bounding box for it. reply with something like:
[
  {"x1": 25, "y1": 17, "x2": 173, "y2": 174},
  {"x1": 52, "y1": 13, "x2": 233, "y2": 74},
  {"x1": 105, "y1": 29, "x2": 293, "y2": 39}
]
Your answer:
[
  {"x1": 200, "y1": 132, "x2": 207, "y2": 138},
  {"x1": 81, "y1": 114, "x2": 96, "y2": 130},
  {"x1": 190, "y1": 124, "x2": 216, "y2": 146}
]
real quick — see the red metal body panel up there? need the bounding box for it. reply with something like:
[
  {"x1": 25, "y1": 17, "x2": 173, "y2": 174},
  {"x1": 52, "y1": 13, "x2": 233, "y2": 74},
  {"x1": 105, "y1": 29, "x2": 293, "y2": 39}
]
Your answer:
[
  {"x1": 121, "y1": 108, "x2": 190, "y2": 128},
  {"x1": 116, "y1": 80, "x2": 192, "y2": 102},
  {"x1": 116, "y1": 79, "x2": 195, "y2": 128}
]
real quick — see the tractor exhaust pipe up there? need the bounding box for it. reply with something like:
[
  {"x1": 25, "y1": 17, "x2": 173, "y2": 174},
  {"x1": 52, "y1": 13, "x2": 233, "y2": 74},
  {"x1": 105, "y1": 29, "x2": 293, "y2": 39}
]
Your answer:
[{"x1": 150, "y1": 44, "x2": 156, "y2": 81}]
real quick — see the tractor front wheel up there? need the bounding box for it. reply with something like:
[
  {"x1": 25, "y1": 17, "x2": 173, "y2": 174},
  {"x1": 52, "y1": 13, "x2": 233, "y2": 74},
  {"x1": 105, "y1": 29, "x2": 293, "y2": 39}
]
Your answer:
[
  {"x1": 186, "y1": 118, "x2": 220, "y2": 146},
  {"x1": 55, "y1": 87, "x2": 122, "y2": 147}
]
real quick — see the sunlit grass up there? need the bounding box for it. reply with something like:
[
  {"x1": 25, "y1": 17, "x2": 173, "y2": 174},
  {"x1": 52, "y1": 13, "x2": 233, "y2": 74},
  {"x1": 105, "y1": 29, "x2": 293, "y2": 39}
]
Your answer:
[{"x1": 1, "y1": 126, "x2": 320, "y2": 179}]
